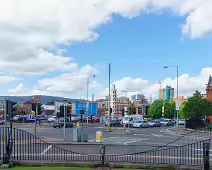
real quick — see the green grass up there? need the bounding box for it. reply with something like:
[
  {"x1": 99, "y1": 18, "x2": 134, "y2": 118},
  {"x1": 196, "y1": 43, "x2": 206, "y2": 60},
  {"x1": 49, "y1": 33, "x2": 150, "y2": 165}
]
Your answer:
[{"x1": 11, "y1": 168, "x2": 92, "y2": 170}]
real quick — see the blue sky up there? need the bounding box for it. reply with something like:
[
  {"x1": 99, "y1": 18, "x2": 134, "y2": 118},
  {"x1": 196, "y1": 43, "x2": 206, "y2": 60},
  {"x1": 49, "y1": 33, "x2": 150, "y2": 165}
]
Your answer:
[{"x1": 1, "y1": 1, "x2": 212, "y2": 100}]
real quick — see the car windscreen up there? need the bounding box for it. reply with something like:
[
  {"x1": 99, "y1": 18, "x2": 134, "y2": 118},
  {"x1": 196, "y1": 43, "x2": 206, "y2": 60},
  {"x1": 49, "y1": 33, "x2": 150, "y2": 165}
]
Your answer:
[
  {"x1": 135, "y1": 121, "x2": 142, "y2": 123},
  {"x1": 143, "y1": 121, "x2": 147, "y2": 123}
]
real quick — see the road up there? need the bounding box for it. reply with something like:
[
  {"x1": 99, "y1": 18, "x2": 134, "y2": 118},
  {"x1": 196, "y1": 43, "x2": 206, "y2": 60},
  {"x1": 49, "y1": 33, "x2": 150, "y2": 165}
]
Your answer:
[{"x1": 0, "y1": 123, "x2": 211, "y2": 166}]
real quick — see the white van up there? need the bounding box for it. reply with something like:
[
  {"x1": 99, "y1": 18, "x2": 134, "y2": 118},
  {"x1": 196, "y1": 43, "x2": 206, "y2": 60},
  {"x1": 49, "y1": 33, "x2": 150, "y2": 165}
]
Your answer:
[{"x1": 122, "y1": 115, "x2": 143, "y2": 126}]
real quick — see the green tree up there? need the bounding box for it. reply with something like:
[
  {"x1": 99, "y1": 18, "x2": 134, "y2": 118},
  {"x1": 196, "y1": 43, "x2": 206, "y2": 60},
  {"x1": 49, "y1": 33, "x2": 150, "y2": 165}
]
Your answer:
[
  {"x1": 178, "y1": 102, "x2": 186, "y2": 119},
  {"x1": 148, "y1": 100, "x2": 175, "y2": 119},
  {"x1": 129, "y1": 103, "x2": 136, "y2": 115},
  {"x1": 183, "y1": 90, "x2": 212, "y2": 119}
]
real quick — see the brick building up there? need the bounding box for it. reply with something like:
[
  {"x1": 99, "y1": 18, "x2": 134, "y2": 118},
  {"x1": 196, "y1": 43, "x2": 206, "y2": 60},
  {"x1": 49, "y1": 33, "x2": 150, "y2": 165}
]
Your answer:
[{"x1": 206, "y1": 75, "x2": 212, "y2": 102}]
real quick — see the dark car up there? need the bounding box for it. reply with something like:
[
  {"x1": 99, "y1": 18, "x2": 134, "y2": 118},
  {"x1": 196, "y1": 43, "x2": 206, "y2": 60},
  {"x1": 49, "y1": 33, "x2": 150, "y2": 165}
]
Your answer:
[
  {"x1": 105, "y1": 120, "x2": 121, "y2": 127},
  {"x1": 53, "y1": 118, "x2": 73, "y2": 128}
]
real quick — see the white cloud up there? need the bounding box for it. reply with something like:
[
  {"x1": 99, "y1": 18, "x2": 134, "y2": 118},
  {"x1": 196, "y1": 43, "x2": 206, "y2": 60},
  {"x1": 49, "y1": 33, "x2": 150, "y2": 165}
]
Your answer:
[
  {"x1": 0, "y1": 76, "x2": 23, "y2": 84},
  {"x1": 8, "y1": 64, "x2": 103, "y2": 96},
  {"x1": 0, "y1": 0, "x2": 212, "y2": 75},
  {"x1": 99, "y1": 67, "x2": 212, "y2": 100}
]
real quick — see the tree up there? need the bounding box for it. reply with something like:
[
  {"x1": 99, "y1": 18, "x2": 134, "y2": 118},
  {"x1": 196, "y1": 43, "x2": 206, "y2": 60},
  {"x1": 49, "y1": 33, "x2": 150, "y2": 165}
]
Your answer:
[
  {"x1": 148, "y1": 100, "x2": 175, "y2": 119},
  {"x1": 183, "y1": 90, "x2": 212, "y2": 119},
  {"x1": 178, "y1": 102, "x2": 186, "y2": 119},
  {"x1": 129, "y1": 103, "x2": 136, "y2": 115}
]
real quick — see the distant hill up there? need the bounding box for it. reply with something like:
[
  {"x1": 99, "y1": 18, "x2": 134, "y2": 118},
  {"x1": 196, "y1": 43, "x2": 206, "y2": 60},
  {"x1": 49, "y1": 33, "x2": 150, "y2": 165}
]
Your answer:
[{"x1": 0, "y1": 96, "x2": 83, "y2": 105}]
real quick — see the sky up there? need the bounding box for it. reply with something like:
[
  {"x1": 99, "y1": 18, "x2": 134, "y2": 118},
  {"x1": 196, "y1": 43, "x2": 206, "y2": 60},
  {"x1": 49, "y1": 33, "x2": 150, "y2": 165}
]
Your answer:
[{"x1": 0, "y1": 0, "x2": 212, "y2": 101}]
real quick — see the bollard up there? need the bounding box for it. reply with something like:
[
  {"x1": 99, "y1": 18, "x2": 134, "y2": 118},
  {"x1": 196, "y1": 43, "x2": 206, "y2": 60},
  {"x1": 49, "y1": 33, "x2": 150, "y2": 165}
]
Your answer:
[
  {"x1": 96, "y1": 131, "x2": 102, "y2": 142},
  {"x1": 107, "y1": 125, "x2": 111, "y2": 132},
  {"x1": 77, "y1": 122, "x2": 80, "y2": 127}
]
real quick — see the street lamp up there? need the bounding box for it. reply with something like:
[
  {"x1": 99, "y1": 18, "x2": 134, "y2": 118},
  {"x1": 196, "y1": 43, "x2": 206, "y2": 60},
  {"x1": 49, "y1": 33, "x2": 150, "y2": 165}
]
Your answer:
[
  {"x1": 86, "y1": 75, "x2": 96, "y2": 124},
  {"x1": 164, "y1": 65, "x2": 179, "y2": 127}
]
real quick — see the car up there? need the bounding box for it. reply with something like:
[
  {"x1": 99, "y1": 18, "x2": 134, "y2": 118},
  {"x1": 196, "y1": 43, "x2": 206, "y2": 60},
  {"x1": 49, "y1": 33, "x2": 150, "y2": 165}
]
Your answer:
[
  {"x1": 160, "y1": 119, "x2": 174, "y2": 126},
  {"x1": 93, "y1": 118, "x2": 100, "y2": 123},
  {"x1": 53, "y1": 117, "x2": 73, "y2": 128},
  {"x1": 48, "y1": 115, "x2": 57, "y2": 123},
  {"x1": 178, "y1": 119, "x2": 185, "y2": 125},
  {"x1": 133, "y1": 120, "x2": 148, "y2": 128},
  {"x1": 105, "y1": 120, "x2": 121, "y2": 127},
  {"x1": 0, "y1": 119, "x2": 5, "y2": 125},
  {"x1": 148, "y1": 120, "x2": 161, "y2": 127}
]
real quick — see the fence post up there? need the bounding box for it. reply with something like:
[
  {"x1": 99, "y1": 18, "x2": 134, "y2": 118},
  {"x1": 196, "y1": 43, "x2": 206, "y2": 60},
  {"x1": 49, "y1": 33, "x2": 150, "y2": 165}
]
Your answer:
[
  {"x1": 100, "y1": 145, "x2": 106, "y2": 169},
  {"x1": 203, "y1": 142, "x2": 210, "y2": 170}
]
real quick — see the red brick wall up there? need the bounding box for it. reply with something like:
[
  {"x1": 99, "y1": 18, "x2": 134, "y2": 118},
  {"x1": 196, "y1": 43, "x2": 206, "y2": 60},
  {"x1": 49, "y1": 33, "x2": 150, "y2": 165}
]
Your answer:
[{"x1": 207, "y1": 87, "x2": 212, "y2": 102}]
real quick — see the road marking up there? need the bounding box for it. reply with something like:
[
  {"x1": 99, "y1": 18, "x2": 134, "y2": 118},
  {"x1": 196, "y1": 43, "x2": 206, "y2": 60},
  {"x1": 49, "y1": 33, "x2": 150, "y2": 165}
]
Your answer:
[
  {"x1": 41, "y1": 145, "x2": 52, "y2": 155},
  {"x1": 124, "y1": 139, "x2": 149, "y2": 145},
  {"x1": 133, "y1": 134, "x2": 150, "y2": 137},
  {"x1": 151, "y1": 133, "x2": 164, "y2": 137},
  {"x1": 40, "y1": 136, "x2": 63, "y2": 141}
]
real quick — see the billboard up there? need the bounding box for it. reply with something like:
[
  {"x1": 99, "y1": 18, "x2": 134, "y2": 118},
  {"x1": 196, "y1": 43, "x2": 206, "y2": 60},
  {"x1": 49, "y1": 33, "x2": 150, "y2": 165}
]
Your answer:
[{"x1": 74, "y1": 103, "x2": 97, "y2": 115}]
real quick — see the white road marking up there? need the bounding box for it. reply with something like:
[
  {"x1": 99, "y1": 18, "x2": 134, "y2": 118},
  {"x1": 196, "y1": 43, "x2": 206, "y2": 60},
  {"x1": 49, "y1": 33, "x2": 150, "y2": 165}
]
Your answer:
[
  {"x1": 40, "y1": 136, "x2": 63, "y2": 141},
  {"x1": 124, "y1": 139, "x2": 149, "y2": 145},
  {"x1": 133, "y1": 134, "x2": 150, "y2": 137},
  {"x1": 41, "y1": 145, "x2": 52, "y2": 155},
  {"x1": 151, "y1": 133, "x2": 164, "y2": 137}
]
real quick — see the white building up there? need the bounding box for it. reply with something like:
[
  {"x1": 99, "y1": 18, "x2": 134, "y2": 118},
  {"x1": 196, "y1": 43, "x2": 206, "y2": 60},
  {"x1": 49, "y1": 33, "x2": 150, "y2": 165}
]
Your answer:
[{"x1": 110, "y1": 84, "x2": 117, "y2": 118}]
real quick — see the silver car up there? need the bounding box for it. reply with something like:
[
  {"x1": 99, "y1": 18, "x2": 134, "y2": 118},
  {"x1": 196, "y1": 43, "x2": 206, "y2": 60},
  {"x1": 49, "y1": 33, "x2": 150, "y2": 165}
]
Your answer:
[
  {"x1": 133, "y1": 120, "x2": 148, "y2": 128},
  {"x1": 148, "y1": 120, "x2": 161, "y2": 127}
]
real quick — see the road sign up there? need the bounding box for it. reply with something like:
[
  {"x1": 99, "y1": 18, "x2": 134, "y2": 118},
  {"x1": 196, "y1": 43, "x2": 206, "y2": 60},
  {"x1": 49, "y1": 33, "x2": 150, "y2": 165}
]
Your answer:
[
  {"x1": 29, "y1": 115, "x2": 35, "y2": 120},
  {"x1": 30, "y1": 111, "x2": 35, "y2": 117},
  {"x1": 176, "y1": 100, "x2": 180, "y2": 111},
  {"x1": 162, "y1": 114, "x2": 164, "y2": 117}
]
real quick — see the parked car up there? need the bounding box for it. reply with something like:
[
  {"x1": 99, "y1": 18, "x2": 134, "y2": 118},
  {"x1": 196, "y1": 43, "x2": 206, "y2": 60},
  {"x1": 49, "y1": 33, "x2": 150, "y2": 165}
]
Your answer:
[
  {"x1": 0, "y1": 117, "x2": 5, "y2": 125},
  {"x1": 148, "y1": 120, "x2": 161, "y2": 127},
  {"x1": 178, "y1": 119, "x2": 186, "y2": 125},
  {"x1": 93, "y1": 118, "x2": 100, "y2": 123},
  {"x1": 105, "y1": 120, "x2": 121, "y2": 127},
  {"x1": 53, "y1": 117, "x2": 73, "y2": 128},
  {"x1": 133, "y1": 120, "x2": 148, "y2": 128},
  {"x1": 160, "y1": 119, "x2": 174, "y2": 126}
]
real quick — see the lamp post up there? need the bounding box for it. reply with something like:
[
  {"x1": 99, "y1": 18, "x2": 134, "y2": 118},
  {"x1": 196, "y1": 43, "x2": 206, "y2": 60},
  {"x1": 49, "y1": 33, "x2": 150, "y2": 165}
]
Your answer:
[{"x1": 164, "y1": 65, "x2": 179, "y2": 127}]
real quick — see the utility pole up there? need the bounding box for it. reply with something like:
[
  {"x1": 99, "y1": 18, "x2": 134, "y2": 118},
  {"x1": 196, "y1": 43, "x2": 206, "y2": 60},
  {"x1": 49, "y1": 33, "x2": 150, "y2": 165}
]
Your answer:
[
  {"x1": 86, "y1": 77, "x2": 89, "y2": 124},
  {"x1": 3, "y1": 99, "x2": 7, "y2": 143},
  {"x1": 108, "y1": 63, "x2": 111, "y2": 131},
  {"x1": 34, "y1": 102, "x2": 38, "y2": 137}
]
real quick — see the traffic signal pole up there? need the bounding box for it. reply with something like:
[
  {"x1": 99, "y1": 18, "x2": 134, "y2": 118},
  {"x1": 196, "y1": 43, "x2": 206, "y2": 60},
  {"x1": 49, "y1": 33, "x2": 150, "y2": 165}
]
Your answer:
[
  {"x1": 4, "y1": 99, "x2": 8, "y2": 143},
  {"x1": 63, "y1": 104, "x2": 66, "y2": 141},
  {"x1": 34, "y1": 102, "x2": 38, "y2": 137}
]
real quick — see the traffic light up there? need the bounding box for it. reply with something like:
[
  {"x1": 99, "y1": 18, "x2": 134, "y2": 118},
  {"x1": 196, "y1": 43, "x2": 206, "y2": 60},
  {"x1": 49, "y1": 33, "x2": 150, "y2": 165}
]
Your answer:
[
  {"x1": 32, "y1": 103, "x2": 36, "y2": 112},
  {"x1": 6, "y1": 100, "x2": 17, "y2": 120},
  {"x1": 37, "y1": 103, "x2": 42, "y2": 115},
  {"x1": 32, "y1": 103, "x2": 43, "y2": 115},
  {"x1": 122, "y1": 108, "x2": 125, "y2": 116},
  {"x1": 60, "y1": 105, "x2": 69, "y2": 117},
  {"x1": 80, "y1": 109, "x2": 85, "y2": 114},
  {"x1": 110, "y1": 108, "x2": 112, "y2": 113}
]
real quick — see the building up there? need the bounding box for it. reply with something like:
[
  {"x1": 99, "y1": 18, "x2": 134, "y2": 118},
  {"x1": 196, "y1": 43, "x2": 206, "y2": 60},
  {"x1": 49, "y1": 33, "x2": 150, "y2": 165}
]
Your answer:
[
  {"x1": 173, "y1": 96, "x2": 188, "y2": 104},
  {"x1": 206, "y1": 75, "x2": 212, "y2": 102},
  {"x1": 117, "y1": 97, "x2": 129, "y2": 114},
  {"x1": 131, "y1": 94, "x2": 144, "y2": 101},
  {"x1": 161, "y1": 86, "x2": 174, "y2": 101},
  {"x1": 110, "y1": 84, "x2": 117, "y2": 118}
]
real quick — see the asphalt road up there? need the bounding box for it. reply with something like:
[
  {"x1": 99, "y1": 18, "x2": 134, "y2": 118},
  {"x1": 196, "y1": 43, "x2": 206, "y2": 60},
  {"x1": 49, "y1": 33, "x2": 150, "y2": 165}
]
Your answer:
[{"x1": 1, "y1": 123, "x2": 212, "y2": 166}]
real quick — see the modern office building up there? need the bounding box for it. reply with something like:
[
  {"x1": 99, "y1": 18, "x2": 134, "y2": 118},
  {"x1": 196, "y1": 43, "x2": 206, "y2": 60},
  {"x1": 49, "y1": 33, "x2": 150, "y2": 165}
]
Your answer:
[
  {"x1": 131, "y1": 94, "x2": 144, "y2": 101},
  {"x1": 161, "y1": 86, "x2": 174, "y2": 101},
  {"x1": 110, "y1": 84, "x2": 117, "y2": 118}
]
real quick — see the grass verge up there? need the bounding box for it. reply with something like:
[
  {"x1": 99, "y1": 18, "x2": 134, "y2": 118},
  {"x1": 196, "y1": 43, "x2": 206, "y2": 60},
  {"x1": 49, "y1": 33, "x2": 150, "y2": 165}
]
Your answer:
[{"x1": 11, "y1": 168, "x2": 92, "y2": 170}]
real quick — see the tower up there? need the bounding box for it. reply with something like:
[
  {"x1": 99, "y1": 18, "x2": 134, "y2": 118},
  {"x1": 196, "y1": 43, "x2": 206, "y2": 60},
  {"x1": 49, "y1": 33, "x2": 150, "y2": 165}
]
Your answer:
[
  {"x1": 206, "y1": 75, "x2": 212, "y2": 102},
  {"x1": 158, "y1": 81, "x2": 163, "y2": 100},
  {"x1": 111, "y1": 84, "x2": 117, "y2": 118}
]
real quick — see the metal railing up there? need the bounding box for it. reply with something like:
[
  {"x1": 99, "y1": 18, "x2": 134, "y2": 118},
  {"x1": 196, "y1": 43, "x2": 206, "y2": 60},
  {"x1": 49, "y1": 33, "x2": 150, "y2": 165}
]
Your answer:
[{"x1": 0, "y1": 126, "x2": 211, "y2": 168}]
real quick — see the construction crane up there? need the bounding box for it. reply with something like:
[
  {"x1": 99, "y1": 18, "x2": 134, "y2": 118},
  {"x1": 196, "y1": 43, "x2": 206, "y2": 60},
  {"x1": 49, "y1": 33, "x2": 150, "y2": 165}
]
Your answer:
[
  {"x1": 122, "y1": 90, "x2": 127, "y2": 98},
  {"x1": 158, "y1": 81, "x2": 163, "y2": 100}
]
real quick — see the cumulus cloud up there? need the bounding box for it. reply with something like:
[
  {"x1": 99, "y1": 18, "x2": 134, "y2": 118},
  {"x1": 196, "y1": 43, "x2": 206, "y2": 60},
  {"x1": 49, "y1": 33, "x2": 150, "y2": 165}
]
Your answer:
[
  {"x1": 0, "y1": 0, "x2": 212, "y2": 76},
  {"x1": 0, "y1": 76, "x2": 23, "y2": 84},
  {"x1": 8, "y1": 64, "x2": 103, "y2": 96},
  {"x1": 99, "y1": 67, "x2": 212, "y2": 100}
]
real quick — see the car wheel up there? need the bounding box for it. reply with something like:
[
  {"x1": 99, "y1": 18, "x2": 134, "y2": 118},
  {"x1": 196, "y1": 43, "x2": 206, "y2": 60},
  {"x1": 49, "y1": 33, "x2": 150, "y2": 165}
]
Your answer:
[{"x1": 54, "y1": 127, "x2": 56, "y2": 128}]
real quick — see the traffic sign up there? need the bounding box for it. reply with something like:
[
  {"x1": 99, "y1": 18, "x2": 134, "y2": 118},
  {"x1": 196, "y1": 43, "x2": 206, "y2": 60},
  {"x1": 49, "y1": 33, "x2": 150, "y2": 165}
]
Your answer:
[
  {"x1": 176, "y1": 100, "x2": 180, "y2": 111},
  {"x1": 29, "y1": 115, "x2": 35, "y2": 120}
]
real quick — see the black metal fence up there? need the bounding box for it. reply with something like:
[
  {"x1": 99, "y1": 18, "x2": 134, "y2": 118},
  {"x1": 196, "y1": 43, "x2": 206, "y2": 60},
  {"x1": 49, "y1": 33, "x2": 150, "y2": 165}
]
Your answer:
[{"x1": 0, "y1": 127, "x2": 211, "y2": 167}]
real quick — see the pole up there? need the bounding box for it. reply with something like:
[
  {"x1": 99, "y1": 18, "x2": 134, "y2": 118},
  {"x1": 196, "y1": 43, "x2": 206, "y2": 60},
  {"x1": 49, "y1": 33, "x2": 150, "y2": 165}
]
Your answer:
[
  {"x1": 63, "y1": 104, "x2": 66, "y2": 141},
  {"x1": 176, "y1": 66, "x2": 179, "y2": 128},
  {"x1": 86, "y1": 77, "x2": 89, "y2": 124},
  {"x1": 34, "y1": 102, "x2": 38, "y2": 137},
  {"x1": 3, "y1": 100, "x2": 7, "y2": 143},
  {"x1": 108, "y1": 63, "x2": 111, "y2": 131}
]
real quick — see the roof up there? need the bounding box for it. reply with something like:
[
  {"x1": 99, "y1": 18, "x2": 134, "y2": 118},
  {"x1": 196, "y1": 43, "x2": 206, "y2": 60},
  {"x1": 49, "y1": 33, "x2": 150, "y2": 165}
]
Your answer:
[{"x1": 207, "y1": 75, "x2": 212, "y2": 90}]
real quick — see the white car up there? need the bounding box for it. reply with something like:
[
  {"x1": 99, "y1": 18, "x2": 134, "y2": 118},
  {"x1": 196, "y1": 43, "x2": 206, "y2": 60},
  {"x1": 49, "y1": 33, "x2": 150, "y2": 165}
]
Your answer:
[
  {"x1": 133, "y1": 120, "x2": 148, "y2": 128},
  {"x1": 178, "y1": 119, "x2": 185, "y2": 125},
  {"x1": 48, "y1": 116, "x2": 57, "y2": 122}
]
